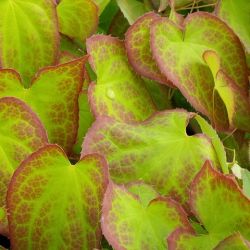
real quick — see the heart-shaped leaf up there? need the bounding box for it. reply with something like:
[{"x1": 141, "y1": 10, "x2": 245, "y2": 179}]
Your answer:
[
  {"x1": 125, "y1": 12, "x2": 171, "y2": 85},
  {"x1": 0, "y1": 97, "x2": 48, "y2": 236},
  {"x1": 151, "y1": 13, "x2": 249, "y2": 131},
  {"x1": 215, "y1": 0, "x2": 250, "y2": 55},
  {"x1": 7, "y1": 145, "x2": 108, "y2": 250},
  {"x1": 57, "y1": 0, "x2": 98, "y2": 42},
  {"x1": 168, "y1": 161, "x2": 250, "y2": 250},
  {"x1": 102, "y1": 182, "x2": 193, "y2": 250},
  {"x1": 0, "y1": 57, "x2": 87, "y2": 153},
  {"x1": 214, "y1": 233, "x2": 250, "y2": 250},
  {"x1": 82, "y1": 110, "x2": 220, "y2": 205},
  {"x1": 0, "y1": 0, "x2": 59, "y2": 86},
  {"x1": 86, "y1": 35, "x2": 156, "y2": 122}
]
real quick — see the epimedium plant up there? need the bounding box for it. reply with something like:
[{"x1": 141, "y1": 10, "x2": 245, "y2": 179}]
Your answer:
[{"x1": 0, "y1": 0, "x2": 249, "y2": 250}]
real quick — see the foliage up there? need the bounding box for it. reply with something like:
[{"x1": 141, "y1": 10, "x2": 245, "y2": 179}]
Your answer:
[{"x1": 0, "y1": 0, "x2": 249, "y2": 249}]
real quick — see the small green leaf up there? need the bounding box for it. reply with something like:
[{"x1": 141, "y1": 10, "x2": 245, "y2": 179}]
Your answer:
[
  {"x1": 86, "y1": 35, "x2": 155, "y2": 122},
  {"x1": 0, "y1": 0, "x2": 59, "y2": 86},
  {"x1": 72, "y1": 90, "x2": 94, "y2": 155},
  {"x1": 8, "y1": 145, "x2": 108, "y2": 250},
  {"x1": 116, "y1": 0, "x2": 147, "y2": 24},
  {"x1": 102, "y1": 182, "x2": 192, "y2": 250},
  {"x1": 83, "y1": 110, "x2": 220, "y2": 205},
  {"x1": 57, "y1": 0, "x2": 98, "y2": 42},
  {"x1": 0, "y1": 57, "x2": 87, "y2": 153},
  {"x1": 168, "y1": 161, "x2": 250, "y2": 249},
  {"x1": 0, "y1": 97, "x2": 48, "y2": 236},
  {"x1": 194, "y1": 114, "x2": 228, "y2": 173}
]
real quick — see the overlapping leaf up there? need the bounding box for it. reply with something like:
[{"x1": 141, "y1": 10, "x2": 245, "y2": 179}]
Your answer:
[
  {"x1": 0, "y1": 57, "x2": 86, "y2": 153},
  {"x1": 125, "y1": 12, "x2": 171, "y2": 85},
  {"x1": 116, "y1": 0, "x2": 147, "y2": 24},
  {"x1": 7, "y1": 145, "x2": 108, "y2": 250},
  {"x1": 57, "y1": 0, "x2": 98, "y2": 42},
  {"x1": 83, "y1": 110, "x2": 220, "y2": 205},
  {"x1": 215, "y1": 0, "x2": 250, "y2": 55},
  {"x1": 151, "y1": 13, "x2": 250, "y2": 130},
  {"x1": 214, "y1": 233, "x2": 250, "y2": 250},
  {"x1": 0, "y1": 0, "x2": 59, "y2": 86},
  {"x1": 168, "y1": 161, "x2": 250, "y2": 250},
  {"x1": 86, "y1": 35, "x2": 155, "y2": 122},
  {"x1": 0, "y1": 97, "x2": 48, "y2": 236},
  {"x1": 102, "y1": 182, "x2": 192, "y2": 250},
  {"x1": 151, "y1": 13, "x2": 250, "y2": 131}
]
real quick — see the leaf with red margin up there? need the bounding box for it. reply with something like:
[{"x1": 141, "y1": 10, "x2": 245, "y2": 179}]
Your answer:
[
  {"x1": 0, "y1": 97, "x2": 48, "y2": 236},
  {"x1": 214, "y1": 233, "x2": 250, "y2": 250},
  {"x1": 82, "y1": 110, "x2": 220, "y2": 206},
  {"x1": 125, "y1": 12, "x2": 172, "y2": 86},
  {"x1": 86, "y1": 35, "x2": 156, "y2": 122},
  {"x1": 7, "y1": 145, "x2": 108, "y2": 250},
  {"x1": 102, "y1": 182, "x2": 193, "y2": 250},
  {"x1": 151, "y1": 13, "x2": 249, "y2": 131},
  {"x1": 0, "y1": 57, "x2": 87, "y2": 154},
  {"x1": 57, "y1": 0, "x2": 98, "y2": 42},
  {"x1": 0, "y1": 0, "x2": 59, "y2": 86},
  {"x1": 168, "y1": 161, "x2": 250, "y2": 250}
]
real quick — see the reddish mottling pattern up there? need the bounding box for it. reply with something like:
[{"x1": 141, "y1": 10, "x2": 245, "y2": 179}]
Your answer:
[
  {"x1": 184, "y1": 13, "x2": 248, "y2": 92},
  {"x1": 7, "y1": 145, "x2": 108, "y2": 250},
  {"x1": 151, "y1": 14, "x2": 250, "y2": 132},
  {"x1": 82, "y1": 110, "x2": 219, "y2": 206},
  {"x1": 102, "y1": 183, "x2": 193, "y2": 250},
  {"x1": 125, "y1": 12, "x2": 173, "y2": 86},
  {"x1": 167, "y1": 161, "x2": 250, "y2": 249},
  {"x1": 0, "y1": 97, "x2": 48, "y2": 236},
  {"x1": 0, "y1": 0, "x2": 59, "y2": 84},
  {"x1": 86, "y1": 35, "x2": 156, "y2": 122}
]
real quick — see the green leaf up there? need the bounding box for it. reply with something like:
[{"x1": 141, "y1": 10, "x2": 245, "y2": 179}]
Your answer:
[
  {"x1": 143, "y1": 79, "x2": 172, "y2": 110},
  {"x1": 151, "y1": 13, "x2": 250, "y2": 131},
  {"x1": 125, "y1": 12, "x2": 172, "y2": 85},
  {"x1": 0, "y1": 0, "x2": 59, "y2": 86},
  {"x1": 72, "y1": 90, "x2": 94, "y2": 155},
  {"x1": 168, "y1": 161, "x2": 250, "y2": 249},
  {"x1": 8, "y1": 145, "x2": 108, "y2": 250},
  {"x1": 57, "y1": 0, "x2": 98, "y2": 42},
  {"x1": 102, "y1": 182, "x2": 192, "y2": 250},
  {"x1": 83, "y1": 110, "x2": 220, "y2": 205},
  {"x1": 214, "y1": 233, "x2": 250, "y2": 250},
  {"x1": 232, "y1": 164, "x2": 250, "y2": 198},
  {"x1": 215, "y1": 0, "x2": 250, "y2": 54},
  {"x1": 86, "y1": 35, "x2": 155, "y2": 122},
  {"x1": 194, "y1": 114, "x2": 228, "y2": 173},
  {"x1": 0, "y1": 57, "x2": 87, "y2": 154},
  {"x1": 0, "y1": 97, "x2": 48, "y2": 236},
  {"x1": 116, "y1": 0, "x2": 147, "y2": 24}
]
